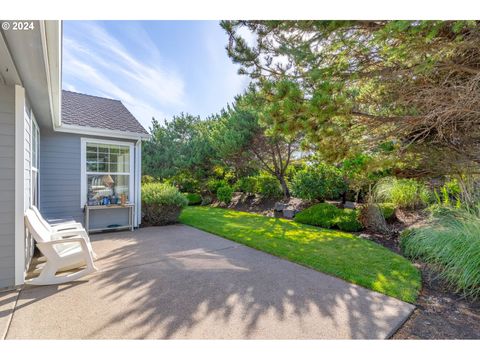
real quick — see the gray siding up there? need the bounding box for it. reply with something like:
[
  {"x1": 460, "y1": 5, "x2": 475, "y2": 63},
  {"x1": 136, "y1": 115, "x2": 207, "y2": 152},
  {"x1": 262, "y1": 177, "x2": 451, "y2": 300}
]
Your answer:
[
  {"x1": 0, "y1": 85, "x2": 15, "y2": 289},
  {"x1": 40, "y1": 131, "x2": 136, "y2": 228}
]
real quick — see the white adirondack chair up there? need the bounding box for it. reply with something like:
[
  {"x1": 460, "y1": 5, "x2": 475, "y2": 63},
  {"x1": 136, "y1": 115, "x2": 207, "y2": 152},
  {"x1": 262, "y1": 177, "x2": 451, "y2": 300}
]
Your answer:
[
  {"x1": 30, "y1": 205, "x2": 97, "y2": 259},
  {"x1": 25, "y1": 208, "x2": 98, "y2": 285},
  {"x1": 31, "y1": 205, "x2": 80, "y2": 230}
]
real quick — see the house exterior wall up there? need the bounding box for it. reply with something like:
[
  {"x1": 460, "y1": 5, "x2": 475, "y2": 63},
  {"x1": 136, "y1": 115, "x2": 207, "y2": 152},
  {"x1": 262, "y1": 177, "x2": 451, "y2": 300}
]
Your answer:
[
  {"x1": 0, "y1": 84, "x2": 16, "y2": 289},
  {"x1": 40, "y1": 130, "x2": 139, "y2": 229}
]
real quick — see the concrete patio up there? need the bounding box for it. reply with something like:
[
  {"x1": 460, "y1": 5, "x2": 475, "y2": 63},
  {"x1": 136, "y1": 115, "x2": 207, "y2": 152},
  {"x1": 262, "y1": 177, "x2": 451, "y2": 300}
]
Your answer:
[{"x1": 1, "y1": 225, "x2": 414, "y2": 339}]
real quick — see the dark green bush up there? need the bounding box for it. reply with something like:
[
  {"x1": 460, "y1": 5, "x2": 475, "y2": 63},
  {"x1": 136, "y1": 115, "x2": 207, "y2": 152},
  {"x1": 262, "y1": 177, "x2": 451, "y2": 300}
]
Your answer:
[
  {"x1": 255, "y1": 174, "x2": 283, "y2": 198},
  {"x1": 335, "y1": 209, "x2": 364, "y2": 232},
  {"x1": 166, "y1": 174, "x2": 200, "y2": 193},
  {"x1": 142, "y1": 183, "x2": 188, "y2": 225},
  {"x1": 206, "y1": 178, "x2": 228, "y2": 194},
  {"x1": 217, "y1": 185, "x2": 234, "y2": 204},
  {"x1": 295, "y1": 203, "x2": 363, "y2": 232},
  {"x1": 294, "y1": 203, "x2": 338, "y2": 228},
  {"x1": 235, "y1": 177, "x2": 257, "y2": 195},
  {"x1": 401, "y1": 207, "x2": 480, "y2": 299},
  {"x1": 184, "y1": 193, "x2": 202, "y2": 205},
  {"x1": 291, "y1": 163, "x2": 347, "y2": 201}
]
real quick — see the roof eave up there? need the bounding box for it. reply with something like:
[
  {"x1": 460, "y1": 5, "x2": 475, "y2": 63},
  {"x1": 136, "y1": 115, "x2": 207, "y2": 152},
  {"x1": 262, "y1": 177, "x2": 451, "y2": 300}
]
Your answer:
[
  {"x1": 56, "y1": 123, "x2": 151, "y2": 140},
  {"x1": 40, "y1": 20, "x2": 62, "y2": 129}
]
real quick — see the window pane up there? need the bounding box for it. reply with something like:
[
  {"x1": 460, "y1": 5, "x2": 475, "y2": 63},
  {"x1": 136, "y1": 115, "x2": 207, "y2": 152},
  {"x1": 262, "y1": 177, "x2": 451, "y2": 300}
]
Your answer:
[
  {"x1": 32, "y1": 124, "x2": 38, "y2": 168},
  {"x1": 109, "y1": 152, "x2": 119, "y2": 164},
  {"x1": 98, "y1": 145, "x2": 109, "y2": 154},
  {"x1": 110, "y1": 161, "x2": 129, "y2": 173},
  {"x1": 98, "y1": 151, "x2": 109, "y2": 164},
  {"x1": 86, "y1": 161, "x2": 98, "y2": 172},
  {"x1": 86, "y1": 151, "x2": 97, "y2": 162},
  {"x1": 32, "y1": 170, "x2": 38, "y2": 206},
  {"x1": 97, "y1": 162, "x2": 108, "y2": 172},
  {"x1": 87, "y1": 174, "x2": 130, "y2": 205},
  {"x1": 32, "y1": 137, "x2": 37, "y2": 168},
  {"x1": 86, "y1": 144, "x2": 98, "y2": 153}
]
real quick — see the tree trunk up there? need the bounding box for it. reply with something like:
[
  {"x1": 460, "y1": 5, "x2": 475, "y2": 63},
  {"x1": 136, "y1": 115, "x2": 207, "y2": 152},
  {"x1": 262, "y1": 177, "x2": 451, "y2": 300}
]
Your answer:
[{"x1": 279, "y1": 176, "x2": 290, "y2": 199}]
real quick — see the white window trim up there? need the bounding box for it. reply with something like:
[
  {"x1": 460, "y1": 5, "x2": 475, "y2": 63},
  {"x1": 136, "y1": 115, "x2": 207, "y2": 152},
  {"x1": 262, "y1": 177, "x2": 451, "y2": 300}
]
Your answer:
[{"x1": 80, "y1": 137, "x2": 135, "y2": 209}]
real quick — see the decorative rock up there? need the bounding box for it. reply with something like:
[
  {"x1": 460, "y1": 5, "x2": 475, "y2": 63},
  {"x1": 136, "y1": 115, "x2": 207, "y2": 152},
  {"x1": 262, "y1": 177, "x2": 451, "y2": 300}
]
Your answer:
[
  {"x1": 283, "y1": 209, "x2": 297, "y2": 219},
  {"x1": 344, "y1": 201, "x2": 356, "y2": 209},
  {"x1": 274, "y1": 202, "x2": 287, "y2": 211}
]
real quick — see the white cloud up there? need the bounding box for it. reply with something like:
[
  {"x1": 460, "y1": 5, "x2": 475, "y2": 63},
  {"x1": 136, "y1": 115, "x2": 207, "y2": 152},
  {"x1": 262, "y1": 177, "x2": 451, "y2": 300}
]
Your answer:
[
  {"x1": 236, "y1": 25, "x2": 257, "y2": 48},
  {"x1": 62, "y1": 22, "x2": 185, "y2": 129}
]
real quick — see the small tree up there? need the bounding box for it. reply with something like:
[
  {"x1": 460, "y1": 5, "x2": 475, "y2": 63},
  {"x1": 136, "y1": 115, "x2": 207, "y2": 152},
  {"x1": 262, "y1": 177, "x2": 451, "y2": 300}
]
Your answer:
[{"x1": 211, "y1": 88, "x2": 302, "y2": 198}]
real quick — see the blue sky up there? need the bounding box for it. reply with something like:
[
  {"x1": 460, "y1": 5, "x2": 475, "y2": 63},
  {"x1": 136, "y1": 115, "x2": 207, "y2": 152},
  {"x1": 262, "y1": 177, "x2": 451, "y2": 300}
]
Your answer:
[{"x1": 62, "y1": 21, "x2": 251, "y2": 131}]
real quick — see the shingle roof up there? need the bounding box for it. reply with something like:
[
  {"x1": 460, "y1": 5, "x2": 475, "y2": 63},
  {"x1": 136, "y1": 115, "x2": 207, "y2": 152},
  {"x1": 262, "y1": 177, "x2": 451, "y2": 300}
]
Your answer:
[{"x1": 61, "y1": 90, "x2": 149, "y2": 135}]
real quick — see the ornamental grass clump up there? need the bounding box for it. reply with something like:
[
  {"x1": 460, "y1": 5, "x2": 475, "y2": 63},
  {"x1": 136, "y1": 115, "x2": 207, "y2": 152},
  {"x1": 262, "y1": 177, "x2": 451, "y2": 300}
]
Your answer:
[
  {"x1": 142, "y1": 183, "x2": 188, "y2": 225},
  {"x1": 374, "y1": 177, "x2": 431, "y2": 209},
  {"x1": 401, "y1": 206, "x2": 480, "y2": 299}
]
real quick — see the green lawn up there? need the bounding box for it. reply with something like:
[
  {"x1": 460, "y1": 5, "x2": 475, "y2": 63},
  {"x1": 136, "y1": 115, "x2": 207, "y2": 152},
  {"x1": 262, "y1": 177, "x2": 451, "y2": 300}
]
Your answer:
[{"x1": 180, "y1": 206, "x2": 421, "y2": 303}]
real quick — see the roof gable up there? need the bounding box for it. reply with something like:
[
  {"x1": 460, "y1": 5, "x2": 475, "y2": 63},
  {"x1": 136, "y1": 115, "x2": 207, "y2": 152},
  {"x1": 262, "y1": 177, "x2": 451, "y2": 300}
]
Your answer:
[{"x1": 61, "y1": 90, "x2": 149, "y2": 135}]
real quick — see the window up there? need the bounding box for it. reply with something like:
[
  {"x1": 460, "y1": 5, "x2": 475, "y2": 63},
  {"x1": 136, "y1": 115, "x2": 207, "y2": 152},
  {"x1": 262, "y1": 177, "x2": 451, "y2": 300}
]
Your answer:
[
  {"x1": 81, "y1": 139, "x2": 134, "y2": 207},
  {"x1": 31, "y1": 116, "x2": 40, "y2": 207}
]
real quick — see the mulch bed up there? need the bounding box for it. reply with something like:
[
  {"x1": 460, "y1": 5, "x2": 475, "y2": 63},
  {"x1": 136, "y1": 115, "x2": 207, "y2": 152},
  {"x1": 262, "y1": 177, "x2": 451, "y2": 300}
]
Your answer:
[
  {"x1": 356, "y1": 209, "x2": 480, "y2": 339},
  {"x1": 224, "y1": 197, "x2": 480, "y2": 339}
]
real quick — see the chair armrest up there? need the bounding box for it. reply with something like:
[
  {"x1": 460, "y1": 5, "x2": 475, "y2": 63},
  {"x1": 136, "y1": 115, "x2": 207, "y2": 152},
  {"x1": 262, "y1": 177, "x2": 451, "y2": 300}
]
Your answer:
[
  {"x1": 47, "y1": 236, "x2": 87, "y2": 246},
  {"x1": 51, "y1": 223, "x2": 84, "y2": 232},
  {"x1": 51, "y1": 220, "x2": 77, "y2": 226},
  {"x1": 51, "y1": 228, "x2": 88, "y2": 241},
  {"x1": 47, "y1": 236, "x2": 96, "y2": 268}
]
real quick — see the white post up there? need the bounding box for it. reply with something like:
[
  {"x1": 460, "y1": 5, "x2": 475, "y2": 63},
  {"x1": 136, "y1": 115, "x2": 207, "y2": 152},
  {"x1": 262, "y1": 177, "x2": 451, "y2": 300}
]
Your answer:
[
  {"x1": 135, "y1": 139, "x2": 142, "y2": 227},
  {"x1": 14, "y1": 85, "x2": 26, "y2": 286}
]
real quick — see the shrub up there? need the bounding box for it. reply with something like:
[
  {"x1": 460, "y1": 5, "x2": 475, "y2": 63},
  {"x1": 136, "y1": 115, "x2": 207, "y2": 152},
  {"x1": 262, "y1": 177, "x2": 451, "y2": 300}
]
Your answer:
[
  {"x1": 142, "y1": 183, "x2": 188, "y2": 225},
  {"x1": 378, "y1": 203, "x2": 396, "y2": 221},
  {"x1": 184, "y1": 193, "x2": 202, "y2": 205},
  {"x1": 217, "y1": 186, "x2": 233, "y2": 204},
  {"x1": 401, "y1": 207, "x2": 480, "y2": 299},
  {"x1": 291, "y1": 163, "x2": 347, "y2": 201},
  {"x1": 165, "y1": 174, "x2": 200, "y2": 193},
  {"x1": 255, "y1": 174, "x2": 283, "y2": 198},
  {"x1": 295, "y1": 203, "x2": 363, "y2": 232},
  {"x1": 141, "y1": 175, "x2": 156, "y2": 184},
  {"x1": 206, "y1": 178, "x2": 228, "y2": 194},
  {"x1": 335, "y1": 209, "x2": 364, "y2": 232},
  {"x1": 433, "y1": 178, "x2": 462, "y2": 208},
  {"x1": 374, "y1": 177, "x2": 431, "y2": 209},
  {"x1": 235, "y1": 176, "x2": 257, "y2": 195}
]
